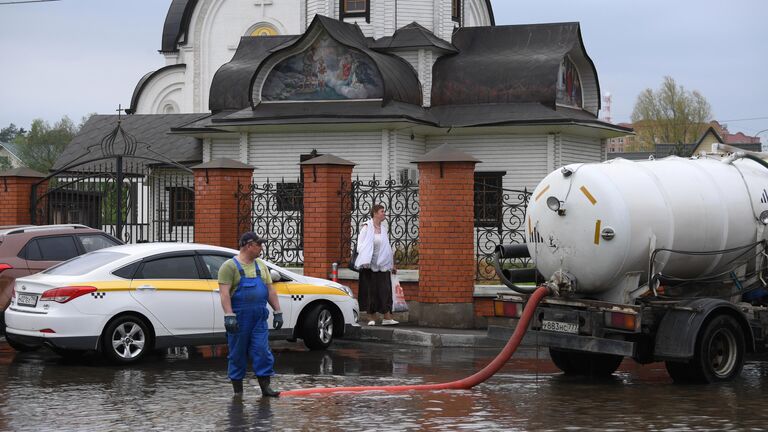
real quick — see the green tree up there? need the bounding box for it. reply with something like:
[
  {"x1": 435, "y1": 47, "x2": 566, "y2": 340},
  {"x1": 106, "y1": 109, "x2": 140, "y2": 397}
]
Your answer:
[
  {"x1": 0, "y1": 123, "x2": 26, "y2": 143},
  {"x1": 631, "y1": 76, "x2": 712, "y2": 147},
  {"x1": 16, "y1": 116, "x2": 80, "y2": 173}
]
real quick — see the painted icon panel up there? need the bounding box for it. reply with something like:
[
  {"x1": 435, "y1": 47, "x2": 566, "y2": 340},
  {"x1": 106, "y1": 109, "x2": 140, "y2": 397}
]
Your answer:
[{"x1": 262, "y1": 35, "x2": 384, "y2": 101}]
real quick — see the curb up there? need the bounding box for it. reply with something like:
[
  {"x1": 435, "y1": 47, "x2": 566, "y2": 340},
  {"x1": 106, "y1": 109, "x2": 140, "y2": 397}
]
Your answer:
[{"x1": 344, "y1": 326, "x2": 505, "y2": 348}]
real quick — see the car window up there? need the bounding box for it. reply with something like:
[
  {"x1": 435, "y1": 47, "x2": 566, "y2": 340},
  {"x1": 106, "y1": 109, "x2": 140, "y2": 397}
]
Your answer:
[
  {"x1": 45, "y1": 251, "x2": 130, "y2": 276},
  {"x1": 35, "y1": 236, "x2": 79, "y2": 261},
  {"x1": 21, "y1": 240, "x2": 42, "y2": 260},
  {"x1": 200, "y1": 254, "x2": 231, "y2": 280},
  {"x1": 78, "y1": 234, "x2": 120, "y2": 253},
  {"x1": 138, "y1": 256, "x2": 200, "y2": 279},
  {"x1": 112, "y1": 261, "x2": 140, "y2": 279}
]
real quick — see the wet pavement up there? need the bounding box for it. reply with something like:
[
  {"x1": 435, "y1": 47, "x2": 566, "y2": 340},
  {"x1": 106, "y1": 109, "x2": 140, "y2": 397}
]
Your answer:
[{"x1": 1, "y1": 338, "x2": 768, "y2": 431}]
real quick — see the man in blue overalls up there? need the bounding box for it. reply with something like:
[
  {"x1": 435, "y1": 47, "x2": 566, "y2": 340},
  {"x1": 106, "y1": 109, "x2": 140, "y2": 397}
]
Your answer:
[{"x1": 218, "y1": 232, "x2": 284, "y2": 397}]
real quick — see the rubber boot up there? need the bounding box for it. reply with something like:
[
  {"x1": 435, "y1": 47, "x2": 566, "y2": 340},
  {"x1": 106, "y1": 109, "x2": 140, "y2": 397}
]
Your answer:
[
  {"x1": 232, "y1": 380, "x2": 243, "y2": 395},
  {"x1": 257, "y1": 376, "x2": 280, "y2": 397}
]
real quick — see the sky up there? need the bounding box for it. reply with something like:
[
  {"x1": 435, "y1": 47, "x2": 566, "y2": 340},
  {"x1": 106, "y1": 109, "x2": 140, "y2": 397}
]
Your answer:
[{"x1": 0, "y1": 0, "x2": 767, "y2": 138}]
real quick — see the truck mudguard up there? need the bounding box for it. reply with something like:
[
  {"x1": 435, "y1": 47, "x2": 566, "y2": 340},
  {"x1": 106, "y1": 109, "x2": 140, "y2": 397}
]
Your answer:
[{"x1": 654, "y1": 298, "x2": 754, "y2": 360}]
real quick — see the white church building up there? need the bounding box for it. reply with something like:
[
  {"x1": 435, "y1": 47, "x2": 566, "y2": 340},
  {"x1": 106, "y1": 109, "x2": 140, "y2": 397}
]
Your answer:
[{"x1": 59, "y1": 0, "x2": 630, "y2": 203}]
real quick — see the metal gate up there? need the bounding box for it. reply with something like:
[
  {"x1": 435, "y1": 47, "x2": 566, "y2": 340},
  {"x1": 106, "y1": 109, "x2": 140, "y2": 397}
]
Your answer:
[{"x1": 30, "y1": 121, "x2": 194, "y2": 243}]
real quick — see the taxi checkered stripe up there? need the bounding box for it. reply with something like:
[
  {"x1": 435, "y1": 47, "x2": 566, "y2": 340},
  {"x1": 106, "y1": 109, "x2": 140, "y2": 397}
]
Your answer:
[
  {"x1": 91, "y1": 292, "x2": 106, "y2": 299},
  {"x1": 291, "y1": 295, "x2": 304, "y2": 301}
]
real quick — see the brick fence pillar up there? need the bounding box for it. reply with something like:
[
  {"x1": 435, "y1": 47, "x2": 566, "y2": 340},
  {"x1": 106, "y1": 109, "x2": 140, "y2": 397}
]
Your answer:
[
  {"x1": 192, "y1": 159, "x2": 255, "y2": 249},
  {"x1": 413, "y1": 145, "x2": 479, "y2": 328},
  {"x1": 0, "y1": 168, "x2": 47, "y2": 225},
  {"x1": 301, "y1": 154, "x2": 356, "y2": 279}
]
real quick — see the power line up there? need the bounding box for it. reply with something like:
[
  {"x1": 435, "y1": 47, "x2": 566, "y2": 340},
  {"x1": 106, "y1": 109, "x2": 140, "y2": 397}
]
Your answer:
[
  {"x1": 0, "y1": 0, "x2": 60, "y2": 4},
  {"x1": 718, "y1": 116, "x2": 768, "y2": 122}
]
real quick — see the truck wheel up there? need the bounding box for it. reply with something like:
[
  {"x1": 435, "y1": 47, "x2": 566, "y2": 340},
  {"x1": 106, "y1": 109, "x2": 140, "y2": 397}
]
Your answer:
[
  {"x1": 690, "y1": 314, "x2": 744, "y2": 383},
  {"x1": 302, "y1": 304, "x2": 334, "y2": 350},
  {"x1": 549, "y1": 348, "x2": 623, "y2": 377}
]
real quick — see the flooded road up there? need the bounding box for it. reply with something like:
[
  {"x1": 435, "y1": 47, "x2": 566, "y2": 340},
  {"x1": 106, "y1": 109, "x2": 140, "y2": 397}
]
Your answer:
[{"x1": 1, "y1": 339, "x2": 767, "y2": 431}]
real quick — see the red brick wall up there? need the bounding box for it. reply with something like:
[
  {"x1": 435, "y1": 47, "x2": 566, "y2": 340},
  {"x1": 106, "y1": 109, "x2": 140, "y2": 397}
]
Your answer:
[
  {"x1": 302, "y1": 164, "x2": 353, "y2": 279},
  {"x1": 340, "y1": 278, "x2": 418, "y2": 301},
  {"x1": 417, "y1": 161, "x2": 477, "y2": 303},
  {"x1": 474, "y1": 298, "x2": 495, "y2": 317},
  {"x1": 193, "y1": 167, "x2": 253, "y2": 250},
  {"x1": 0, "y1": 177, "x2": 47, "y2": 225}
]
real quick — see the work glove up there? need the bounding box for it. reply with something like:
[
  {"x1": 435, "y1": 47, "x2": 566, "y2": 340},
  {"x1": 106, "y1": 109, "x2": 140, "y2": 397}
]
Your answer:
[
  {"x1": 224, "y1": 313, "x2": 239, "y2": 333},
  {"x1": 273, "y1": 312, "x2": 284, "y2": 330}
]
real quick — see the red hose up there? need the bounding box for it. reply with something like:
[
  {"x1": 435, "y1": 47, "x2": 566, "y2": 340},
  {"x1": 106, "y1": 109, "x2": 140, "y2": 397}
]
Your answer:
[{"x1": 281, "y1": 285, "x2": 551, "y2": 396}]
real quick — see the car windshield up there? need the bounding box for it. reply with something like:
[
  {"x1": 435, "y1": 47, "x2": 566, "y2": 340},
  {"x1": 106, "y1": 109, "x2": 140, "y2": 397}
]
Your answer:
[{"x1": 44, "y1": 251, "x2": 129, "y2": 276}]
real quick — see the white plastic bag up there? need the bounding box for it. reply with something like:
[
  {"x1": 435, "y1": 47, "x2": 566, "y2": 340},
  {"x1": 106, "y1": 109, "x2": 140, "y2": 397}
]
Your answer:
[{"x1": 391, "y1": 274, "x2": 408, "y2": 312}]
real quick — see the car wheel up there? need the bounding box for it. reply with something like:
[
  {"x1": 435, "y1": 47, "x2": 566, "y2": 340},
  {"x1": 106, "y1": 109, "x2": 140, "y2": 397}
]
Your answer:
[
  {"x1": 5, "y1": 334, "x2": 40, "y2": 352},
  {"x1": 549, "y1": 348, "x2": 623, "y2": 377},
  {"x1": 302, "y1": 304, "x2": 334, "y2": 350},
  {"x1": 101, "y1": 315, "x2": 153, "y2": 364}
]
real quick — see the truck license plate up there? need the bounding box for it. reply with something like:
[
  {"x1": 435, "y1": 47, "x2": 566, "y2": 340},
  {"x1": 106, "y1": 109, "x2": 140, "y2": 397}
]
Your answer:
[
  {"x1": 542, "y1": 320, "x2": 578, "y2": 334},
  {"x1": 17, "y1": 294, "x2": 38, "y2": 307}
]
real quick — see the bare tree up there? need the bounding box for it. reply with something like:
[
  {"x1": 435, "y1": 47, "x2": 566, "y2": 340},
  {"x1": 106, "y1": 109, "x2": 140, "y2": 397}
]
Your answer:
[{"x1": 630, "y1": 76, "x2": 712, "y2": 150}]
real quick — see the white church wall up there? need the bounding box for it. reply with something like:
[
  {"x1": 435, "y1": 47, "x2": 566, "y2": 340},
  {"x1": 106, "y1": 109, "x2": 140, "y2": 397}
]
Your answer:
[
  {"x1": 559, "y1": 135, "x2": 604, "y2": 165},
  {"x1": 246, "y1": 131, "x2": 385, "y2": 184},
  {"x1": 134, "y1": 67, "x2": 188, "y2": 115},
  {"x1": 426, "y1": 134, "x2": 550, "y2": 191},
  {"x1": 395, "y1": 130, "x2": 426, "y2": 181},
  {"x1": 209, "y1": 136, "x2": 241, "y2": 161},
  {"x1": 396, "y1": 0, "x2": 435, "y2": 30}
]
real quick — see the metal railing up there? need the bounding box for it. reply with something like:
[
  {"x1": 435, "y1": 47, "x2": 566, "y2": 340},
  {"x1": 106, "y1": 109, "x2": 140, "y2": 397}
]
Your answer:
[{"x1": 236, "y1": 178, "x2": 304, "y2": 266}]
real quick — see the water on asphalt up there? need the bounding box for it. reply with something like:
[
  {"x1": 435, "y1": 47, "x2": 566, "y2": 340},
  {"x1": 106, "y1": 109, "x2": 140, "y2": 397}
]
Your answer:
[{"x1": 1, "y1": 340, "x2": 767, "y2": 431}]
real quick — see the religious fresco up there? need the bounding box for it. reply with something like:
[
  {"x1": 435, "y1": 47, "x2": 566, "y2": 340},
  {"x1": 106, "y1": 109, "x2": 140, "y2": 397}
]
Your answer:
[
  {"x1": 261, "y1": 35, "x2": 384, "y2": 101},
  {"x1": 556, "y1": 57, "x2": 582, "y2": 108}
]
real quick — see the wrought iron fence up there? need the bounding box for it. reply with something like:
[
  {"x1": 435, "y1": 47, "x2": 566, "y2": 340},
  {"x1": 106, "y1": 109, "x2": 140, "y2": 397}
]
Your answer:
[
  {"x1": 340, "y1": 176, "x2": 419, "y2": 268},
  {"x1": 33, "y1": 159, "x2": 194, "y2": 243},
  {"x1": 236, "y1": 178, "x2": 304, "y2": 266},
  {"x1": 474, "y1": 183, "x2": 531, "y2": 281}
]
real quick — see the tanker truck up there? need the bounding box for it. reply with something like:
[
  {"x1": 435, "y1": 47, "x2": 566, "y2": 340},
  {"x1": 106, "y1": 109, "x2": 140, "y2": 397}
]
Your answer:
[{"x1": 493, "y1": 143, "x2": 768, "y2": 383}]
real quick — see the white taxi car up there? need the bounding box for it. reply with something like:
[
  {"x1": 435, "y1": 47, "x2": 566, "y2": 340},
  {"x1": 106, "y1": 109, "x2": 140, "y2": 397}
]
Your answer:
[{"x1": 4, "y1": 243, "x2": 360, "y2": 363}]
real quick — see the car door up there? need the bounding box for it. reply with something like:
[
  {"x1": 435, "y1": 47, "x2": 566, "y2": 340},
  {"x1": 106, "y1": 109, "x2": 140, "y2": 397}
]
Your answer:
[{"x1": 129, "y1": 252, "x2": 214, "y2": 339}]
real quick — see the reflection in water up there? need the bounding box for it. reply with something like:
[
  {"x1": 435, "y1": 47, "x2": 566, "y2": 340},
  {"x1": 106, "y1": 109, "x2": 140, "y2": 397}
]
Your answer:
[{"x1": 0, "y1": 341, "x2": 767, "y2": 431}]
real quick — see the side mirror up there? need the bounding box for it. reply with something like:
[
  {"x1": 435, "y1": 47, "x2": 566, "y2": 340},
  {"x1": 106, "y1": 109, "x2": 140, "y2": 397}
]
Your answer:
[{"x1": 269, "y1": 269, "x2": 282, "y2": 282}]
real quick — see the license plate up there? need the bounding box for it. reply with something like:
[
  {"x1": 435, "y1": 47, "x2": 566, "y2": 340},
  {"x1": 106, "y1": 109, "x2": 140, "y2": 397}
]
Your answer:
[
  {"x1": 542, "y1": 320, "x2": 578, "y2": 334},
  {"x1": 16, "y1": 294, "x2": 38, "y2": 307}
]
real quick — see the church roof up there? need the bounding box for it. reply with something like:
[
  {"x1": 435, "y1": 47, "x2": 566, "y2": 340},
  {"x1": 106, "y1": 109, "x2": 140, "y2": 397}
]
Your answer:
[
  {"x1": 370, "y1": 22, "x2": 457, "y2": 53},
  {"x1": 209, "y1": 35, "x2": 299, "y2": 112},
  {"x1": 53, "y1": 114, "x2": 208, "y2": 171},
  {"x1": 431, "y1": 22, "x2": 600, "y2": 113},
  {"x1": 161, "y1": 0, "x2": 198, "y2": 53},
  {"x1": 211, "y1": 15, "x2": 423, "y2": 110}
]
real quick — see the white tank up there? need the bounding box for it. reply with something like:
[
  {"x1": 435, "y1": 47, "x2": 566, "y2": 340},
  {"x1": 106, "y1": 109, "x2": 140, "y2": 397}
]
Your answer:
[{"x1": 526, "y1": 155, "x2": 768, "y2": 302}]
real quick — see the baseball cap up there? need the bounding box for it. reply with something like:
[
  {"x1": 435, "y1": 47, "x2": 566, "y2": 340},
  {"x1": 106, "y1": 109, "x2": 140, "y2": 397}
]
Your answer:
[{"x1": 239, "y1": 232, "x2": 267, "y2": 247}]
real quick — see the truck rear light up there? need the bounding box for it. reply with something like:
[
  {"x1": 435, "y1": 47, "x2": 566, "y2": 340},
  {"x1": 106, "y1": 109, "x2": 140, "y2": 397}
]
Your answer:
[
  {"x1": 604, "y1": 311, "x2": 637, "y2": 331},
  {"x1": 41, "y1": 286, "x2": 97, "y2": 303},
  {"x1": 494, "y1": 300, "x2": 522, "y2": 318}
]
